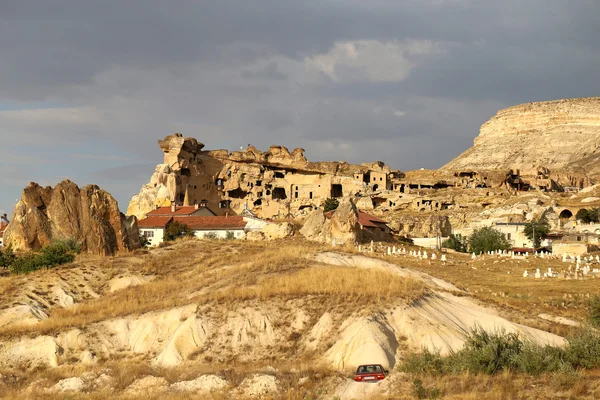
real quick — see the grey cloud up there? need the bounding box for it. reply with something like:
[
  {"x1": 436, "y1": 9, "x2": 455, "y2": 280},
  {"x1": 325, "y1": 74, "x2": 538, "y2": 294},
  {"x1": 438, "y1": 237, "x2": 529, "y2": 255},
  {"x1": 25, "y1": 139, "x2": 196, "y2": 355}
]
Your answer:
[{"x1": 0, "y1": 0, "x2": 597, "y2": 211}]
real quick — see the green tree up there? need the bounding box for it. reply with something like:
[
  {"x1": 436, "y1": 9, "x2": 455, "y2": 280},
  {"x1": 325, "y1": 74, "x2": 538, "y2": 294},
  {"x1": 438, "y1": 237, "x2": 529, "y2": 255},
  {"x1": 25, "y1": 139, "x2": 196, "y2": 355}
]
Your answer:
[
  {"x1": 524, "y1": 217, "x2": 550, "y2": 248},
  {"x1": 139, "y1": 234, "x2": 150, "y2": 247},
  {"x1": 164, "y1": 221, "x2": 193, "y2": 241},
  {"x1": 576, "y1": 208, "x2": 600, "y2": 224},
  {"x1": 0, "y1": 244, "x2": 16, "y2": 269},
  {"x1": 468, "y1": 226, "x2": 511, "y2": 255},
  {"x1": 323, "y1": 198, "x2": 340, "y2": 212},
  {"x1": 442, "y1": 234, "x2": 467, "y2": 252}
]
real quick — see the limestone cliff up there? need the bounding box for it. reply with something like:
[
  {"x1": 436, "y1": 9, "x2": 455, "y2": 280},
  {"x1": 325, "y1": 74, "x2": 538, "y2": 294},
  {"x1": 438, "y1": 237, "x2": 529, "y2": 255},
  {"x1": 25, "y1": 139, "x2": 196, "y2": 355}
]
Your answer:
[
  {"x1": 443, "y1": 97, "x2": 600, "y2": 179},
  {"x1": 5, "y1": 180, "x2": 140, "y2": 255}
]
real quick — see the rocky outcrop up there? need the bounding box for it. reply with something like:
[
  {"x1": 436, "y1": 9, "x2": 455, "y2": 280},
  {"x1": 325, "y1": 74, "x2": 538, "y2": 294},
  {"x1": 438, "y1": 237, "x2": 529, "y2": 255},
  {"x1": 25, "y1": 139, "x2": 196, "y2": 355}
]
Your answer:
[
  {"x1": 443, "y1": 97, "x2": 600, "y2": 179},
  {"x1": 4, "y1": 180, "x2": 140, "y2": 255},
  {"x1": 128, "y1": 133, "x2": 394, "y2": 220},
  {"x1": 300, "y1": 198, "x2": 360, "y2": 245}
]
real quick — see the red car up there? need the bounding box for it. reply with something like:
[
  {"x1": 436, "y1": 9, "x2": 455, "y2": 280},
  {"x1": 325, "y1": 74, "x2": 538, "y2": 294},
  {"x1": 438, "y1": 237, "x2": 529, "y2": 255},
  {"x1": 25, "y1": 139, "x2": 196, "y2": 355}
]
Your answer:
[{"x1": 353, "y1": 364, "x2": 388, "y2": 382}]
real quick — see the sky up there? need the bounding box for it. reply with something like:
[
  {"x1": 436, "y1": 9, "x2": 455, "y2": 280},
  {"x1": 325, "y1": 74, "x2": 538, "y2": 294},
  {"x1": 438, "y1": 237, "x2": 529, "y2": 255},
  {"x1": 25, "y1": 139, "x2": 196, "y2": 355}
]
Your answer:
[{"x1": 1, "y1": 0, "x2": 599, "y2": 217}]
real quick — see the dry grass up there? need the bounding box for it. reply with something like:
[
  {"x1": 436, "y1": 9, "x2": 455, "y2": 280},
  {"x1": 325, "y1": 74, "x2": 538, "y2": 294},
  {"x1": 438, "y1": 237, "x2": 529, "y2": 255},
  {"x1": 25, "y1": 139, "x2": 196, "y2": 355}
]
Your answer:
[
  {"x1": 363, "y1": 249, "x2": 599, "y2": 332},
  {"x1": 205, "y1": 267, "x2": 425, "y2": 305}
]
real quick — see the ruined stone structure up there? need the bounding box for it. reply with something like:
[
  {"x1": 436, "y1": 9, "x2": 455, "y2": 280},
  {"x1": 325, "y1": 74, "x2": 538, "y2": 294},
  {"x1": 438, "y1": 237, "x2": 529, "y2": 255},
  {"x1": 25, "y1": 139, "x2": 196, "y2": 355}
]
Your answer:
[
  {"x1": 128, "y1": 134, "x2": 394, "y2": 220},
  {"x1": 5, "y1": 181, "x2": 140, "y2": 255}
]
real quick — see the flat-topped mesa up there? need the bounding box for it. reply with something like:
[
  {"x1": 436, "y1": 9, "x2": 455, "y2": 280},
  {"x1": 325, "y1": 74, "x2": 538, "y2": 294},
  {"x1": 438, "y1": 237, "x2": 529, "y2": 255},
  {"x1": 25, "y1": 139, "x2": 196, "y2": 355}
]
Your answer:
[
  {"x1": 127, "y1": 134, "x2": 396, "y2": 220},
  {"x1": 443, "y1": 97, "x2": 600, "y2": 183}
]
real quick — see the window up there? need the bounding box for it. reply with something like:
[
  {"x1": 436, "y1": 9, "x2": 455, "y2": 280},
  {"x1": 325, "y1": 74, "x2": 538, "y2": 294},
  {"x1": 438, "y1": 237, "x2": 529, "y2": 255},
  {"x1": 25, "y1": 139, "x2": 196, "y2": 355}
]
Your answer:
[
  {"x1": 309, "y1": 192, "x2": 313, "y2": 199},
  {"x1": 380, "y1": 177, "x2": 383, "y2": 181},
  {"x1": 507, "y1": 233, "x2": 511, "y2": 241},
  {"x1": 143, "y1": 230, "x2": 154, "y2": 238},
  {"x1": 295, "y1": 192, "x2": 298, "y2": 199}
]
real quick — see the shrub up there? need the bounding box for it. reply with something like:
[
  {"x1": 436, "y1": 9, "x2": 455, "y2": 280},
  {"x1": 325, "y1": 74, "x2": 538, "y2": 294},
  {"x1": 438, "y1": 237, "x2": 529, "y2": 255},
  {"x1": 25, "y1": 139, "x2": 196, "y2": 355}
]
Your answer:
[
  {"x1": 203, "y1": 232, "x2": 218, "y2": 239},
  {"x1": 445, "y1": 327, "x2": 523, "y2": 375},
  {"x1": 323, "y1": 198, "x2": 339, "y2": 212},
  {"x1": 399, "y1": 327, "x2": 600, "y2": 378},
  {"x1": 225, "y1": 231, "x2": 235, "y2": 240},
  {"x1": 401, "y1": 348, "x2": 445, "y2": 375},
  {"x1": 565, "y1": 328, "x2": 600, "y2": 369},
  {"x1": 8, "y1": 238, "x2": 80, "y2": 274},
  {"x1": 0, "y1": 244, "x2": 16, "y2": 269},
  {"x1": 442, "y1": 234, "x2": 467, "y2": 252},
  {"x1": 576, "y1": 208, "x2": 600, "y2": 224},
  {"x1": 412, "y1": 378, "x2": 441, "y2": 400},
  {"x1": 139, "y1": 234, "x2": 150, "y2": 248},
  {"x1": 165, "y1": 221, "x2": 193, "y2": 241},
  {"x1": 468, "y1": 227, "x2": 511, "y2": 255},
  {"x1": 590, "y1": 295, "x2": 600, "y2": 329}
]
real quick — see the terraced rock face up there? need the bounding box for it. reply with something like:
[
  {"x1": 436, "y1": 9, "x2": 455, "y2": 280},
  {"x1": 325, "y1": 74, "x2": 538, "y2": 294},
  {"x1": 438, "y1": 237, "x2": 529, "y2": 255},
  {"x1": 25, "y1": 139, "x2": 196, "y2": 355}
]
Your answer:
[{"x1": 443, "y1": 97, "x2": 600, "y2": 176}]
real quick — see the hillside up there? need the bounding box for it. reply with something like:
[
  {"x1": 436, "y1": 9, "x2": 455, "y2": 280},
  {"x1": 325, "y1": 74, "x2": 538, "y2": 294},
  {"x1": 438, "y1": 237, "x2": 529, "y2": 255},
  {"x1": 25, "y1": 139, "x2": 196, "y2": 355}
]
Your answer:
[
  {"x1": 0, "y1": 238, "x2": 597, "y2": 399},
  {"x1": 443, "y1": 97, "x2": 600, "y2": 176}
]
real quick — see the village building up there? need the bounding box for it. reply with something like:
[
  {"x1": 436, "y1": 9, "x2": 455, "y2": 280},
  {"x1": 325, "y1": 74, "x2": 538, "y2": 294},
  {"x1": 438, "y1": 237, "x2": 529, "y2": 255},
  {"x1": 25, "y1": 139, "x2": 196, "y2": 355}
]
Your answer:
[
  {"x1": 0, "y1": 214, "x2": 9, "y2": 248},
  {"x1": 146, "y1": 202, "x2": 216, "y2": 217},
  {"x1": 138, "y1": 214, "x2": 252, "y2": 246}
]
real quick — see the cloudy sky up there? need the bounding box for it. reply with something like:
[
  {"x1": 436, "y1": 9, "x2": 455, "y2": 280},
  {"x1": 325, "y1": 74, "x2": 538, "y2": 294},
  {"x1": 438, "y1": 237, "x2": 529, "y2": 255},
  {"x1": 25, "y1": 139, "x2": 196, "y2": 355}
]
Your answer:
[{"x1": 1, "y1": 0, "x2": 599, "y2": 216}]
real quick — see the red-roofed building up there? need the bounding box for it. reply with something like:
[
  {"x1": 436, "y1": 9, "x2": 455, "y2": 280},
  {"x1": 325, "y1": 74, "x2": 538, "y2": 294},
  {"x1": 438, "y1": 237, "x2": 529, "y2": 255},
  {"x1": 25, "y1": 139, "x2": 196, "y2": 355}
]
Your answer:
[
  {"x1": 324, "y1": 209, "x2": 392, "y2": 239},
  {"x1": 146, "y1": 202, "x2": 216, "y2": 218},
  {"x1": 357, "y1": 211, "x2": 392, "y2": 234},
  {"x1": 138, "y1": 216, "x2": 173, "y2": 246},
  {"x1": 138, "y1": 213, "x2": 259, "y2": 246},
  {"x1": 173, "y1": 216, "x2": 247, "y2": 239},
  {"x1": 0, "y1": 222, "x2": 8, "y2": 248}
]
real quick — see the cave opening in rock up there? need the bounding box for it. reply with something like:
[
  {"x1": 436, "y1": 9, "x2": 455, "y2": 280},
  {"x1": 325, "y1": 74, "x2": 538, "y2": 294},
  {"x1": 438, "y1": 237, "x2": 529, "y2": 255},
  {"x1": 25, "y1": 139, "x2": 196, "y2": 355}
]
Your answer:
[
  {"x1": 559, "y1": 209, "x2": 573, "y2": 219},
  {"x1": 331, "y1": 184, "x2": 343, "y2": 198},
  {"x1": 272, "y1": 187, "x2": 287, "y2": 200},
  {"x1": 227, "y1": 188, "x2": 248, "y2": 199}
]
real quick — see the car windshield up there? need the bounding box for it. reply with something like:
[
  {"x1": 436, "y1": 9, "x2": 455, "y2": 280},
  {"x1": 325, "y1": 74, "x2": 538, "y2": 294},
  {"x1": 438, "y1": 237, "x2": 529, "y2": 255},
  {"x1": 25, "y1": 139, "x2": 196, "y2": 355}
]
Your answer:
[{"x1": 357, "y1": 365, "x2": 382, "y2": 374}]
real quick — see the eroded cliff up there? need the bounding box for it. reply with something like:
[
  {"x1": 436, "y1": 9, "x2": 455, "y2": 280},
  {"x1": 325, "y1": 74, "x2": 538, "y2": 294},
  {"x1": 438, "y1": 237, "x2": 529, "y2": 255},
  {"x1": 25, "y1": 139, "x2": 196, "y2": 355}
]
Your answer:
[{"x1": 443, "y1": 97, "x2": 600, "y2": 178}]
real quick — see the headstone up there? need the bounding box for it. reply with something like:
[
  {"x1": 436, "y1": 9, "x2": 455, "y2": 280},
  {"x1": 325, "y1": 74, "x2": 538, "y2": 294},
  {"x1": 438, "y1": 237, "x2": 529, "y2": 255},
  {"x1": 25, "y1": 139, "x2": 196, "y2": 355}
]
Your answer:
[
  {"x1": 523, "y1": 270, "x2": 528, "y2": 278},
  {"x1": 358, "y1": 245, "x2": 362, "y2": 252},
  {"x1": 596, "y1": 255, "x2": 600, "y2": 263},
  {"x1": 535, "y1": 269, "x2": 541, "y2": 279},
  {"x1": 441, "y1": 254, "x2": 447, "y2": 263},
  {"x1": 471, "y1": 252, "x2": 476, "y2": 259},
  {"x1": 418, "y1": 250, "x2": 422, "y2": 258},
  {"x1": 548, "y1": 267, "x2": 552, "y2": 276},
  {"x1": 387, "y1": 247, "x2": 391, "y2": 255},
  {"x1": 392, "y1": 246, "x2": 396, "y2": 254},
  {"x1": 423, "y1": 251, "x2": 428, "y2": 259},
  {"x1": 431, "y1": 253, "x2": 437, "y2": 260},
  {"x1": 562, "y1": 254, "x2": 568, "y2": 263}
]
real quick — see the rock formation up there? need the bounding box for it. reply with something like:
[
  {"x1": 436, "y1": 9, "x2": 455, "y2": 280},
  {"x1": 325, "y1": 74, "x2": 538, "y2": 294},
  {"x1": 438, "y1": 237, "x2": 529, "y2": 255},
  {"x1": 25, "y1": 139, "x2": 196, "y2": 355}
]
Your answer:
[
  {"x1": 4, "y1": 180, "x2": 140, "y2": 255},
  {"x1": 128, "y1": 133, "x2": 395, "y2": 220},
  {"x1": 443, "y1": 97, "x2": 600, "y2": 181},
  {"x1": 300, "y1": 198, "x2": 361, "y2": 245}
]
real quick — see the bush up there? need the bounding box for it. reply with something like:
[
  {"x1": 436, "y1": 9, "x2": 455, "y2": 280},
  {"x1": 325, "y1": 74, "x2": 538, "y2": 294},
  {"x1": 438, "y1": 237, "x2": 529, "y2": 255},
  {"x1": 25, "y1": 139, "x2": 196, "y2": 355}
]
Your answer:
[
  {"x1": 165, "y1": 221, "x2": 193, "y2": 241},
  {"x1": 203, "y1": 232, "x2": 218, "y2": 239},
  {"x1": 8, "y1": 239, "x2": 81, "y2": 274},
  {"x1": 590, "y1": 295, "x2": 600, "y2": 329},
  {"x1": 442, "y1": 234, "x2": 467, "y2": 252},
  {"x1": 445, "y1": 327, "x2": 523, "y2": 375},
  {"x1": 565, "y1": 328, "x2": 600, "y2": 369},
  {"x1": 412, "y1": 378, "x2": 441, "y2": 400},
  {"x1": 323, "y1": 198, "x2": 339, "y2": 212},
  {"x1": 225, "y1": 231, "x2": 235, "y2": 240},
  {"x1": 576, "y1": 208, "x2": 600, "y2": 224},
  {"x1": 399, "y1": 327, "x2": 600, "y2": 378},
  {"x1": 402, "y1": 348, "x2": 445, "y2": 375},
  {"x1": 468, "y1": 227, "x2": 511, "y2": 255},
  {"x1": 0, "y1": 244, "x2": 16, "y2": 269},
  {"x1": 139, "y1": 234, "x2": 150, "y2": 248}
]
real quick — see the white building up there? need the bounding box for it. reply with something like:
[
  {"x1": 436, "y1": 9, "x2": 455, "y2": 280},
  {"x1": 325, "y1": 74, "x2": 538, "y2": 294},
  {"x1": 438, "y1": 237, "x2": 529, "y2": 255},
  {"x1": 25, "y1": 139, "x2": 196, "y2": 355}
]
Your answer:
[
  {"x1": 137, "y1": 215, "x2": 250, "y2": 246},
  {"x1": 137, "y1": 216, "x2": 171, "y2": 247}
]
